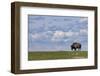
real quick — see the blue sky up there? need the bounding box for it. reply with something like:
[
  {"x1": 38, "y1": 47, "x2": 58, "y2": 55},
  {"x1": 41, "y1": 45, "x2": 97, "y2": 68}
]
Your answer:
[{"x1": 28, "y1": 15, "x2": 88, "y2": 51}]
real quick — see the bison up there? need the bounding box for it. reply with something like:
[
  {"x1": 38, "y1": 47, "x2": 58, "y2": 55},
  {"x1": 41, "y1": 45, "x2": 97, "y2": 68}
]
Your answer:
[{"x1": 71, "y1": 42, "x2": 81, "y2": 51}]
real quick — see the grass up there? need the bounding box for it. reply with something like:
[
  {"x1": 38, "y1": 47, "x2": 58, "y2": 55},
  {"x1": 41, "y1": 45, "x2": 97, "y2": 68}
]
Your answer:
[{"x1": 28, "y1": 51, "x2": 88, "y2": 61}]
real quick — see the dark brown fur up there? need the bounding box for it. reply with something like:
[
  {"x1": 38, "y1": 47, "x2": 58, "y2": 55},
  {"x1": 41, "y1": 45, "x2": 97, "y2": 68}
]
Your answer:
[{"x1": 71, "y1": 42, "x2": 81, "y2": 51}]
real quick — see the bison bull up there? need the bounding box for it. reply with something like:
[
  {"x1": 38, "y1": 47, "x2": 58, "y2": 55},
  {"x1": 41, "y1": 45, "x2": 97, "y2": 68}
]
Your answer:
[{"x1": 71, "y1": 42, "x2": 81, "y2": 51}]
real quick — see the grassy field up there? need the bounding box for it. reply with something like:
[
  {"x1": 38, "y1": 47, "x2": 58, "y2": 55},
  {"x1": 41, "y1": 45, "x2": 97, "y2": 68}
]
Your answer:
[{"x1": 28, "y1": 51, "x2": 88, "y2": 61}]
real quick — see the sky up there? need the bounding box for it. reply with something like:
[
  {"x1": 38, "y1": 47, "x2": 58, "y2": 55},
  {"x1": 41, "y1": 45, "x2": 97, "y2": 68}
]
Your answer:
[{"x1": 28, "y1": 15, "x2": 88, "y2": 51}]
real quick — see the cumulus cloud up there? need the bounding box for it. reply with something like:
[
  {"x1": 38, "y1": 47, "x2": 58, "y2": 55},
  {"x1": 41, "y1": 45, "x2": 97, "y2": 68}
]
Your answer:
[
  {"x1": 80, "y1": 29, "x2": 87, "y2": 34},
  {"x1": 31, "y1": 30, "x2": 80, "y2": 42},
  {"x1": 53, "y1": 31, "x2": 65, "y2": 38},
  {"x1": 31, "y1": 33, "x2": 41, "y2": 40},
  {"x1": 31, "y1": 31, "x2": 53, "y2": 40},
  {"x1": 51, "y1": 31, "x2": 79, "y2": 41}
]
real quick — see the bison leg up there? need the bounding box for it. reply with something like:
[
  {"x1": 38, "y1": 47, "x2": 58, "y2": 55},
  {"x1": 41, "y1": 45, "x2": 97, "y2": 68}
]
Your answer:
[{"x1": 74, "y1": 48, "x2": 76, "y2": 51}]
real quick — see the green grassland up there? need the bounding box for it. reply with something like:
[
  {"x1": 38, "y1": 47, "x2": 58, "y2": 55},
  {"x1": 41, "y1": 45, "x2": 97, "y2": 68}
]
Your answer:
[{"x1": 28, "y1": 51, "x2": 88, "y2": 61}]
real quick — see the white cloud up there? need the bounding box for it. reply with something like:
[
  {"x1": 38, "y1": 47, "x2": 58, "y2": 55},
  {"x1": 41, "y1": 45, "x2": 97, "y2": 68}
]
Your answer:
[
  {"x1": 53, "y1": 31, "x2": 65, "y2": 38},
  {"x1": 65, "y1": 31, "x2": 74, "y2": 37},
  {"x1": 51, "y1": 31, "x2": 79, "y2": 41},
  {"x1": 31, "y1": 30, "x2": 81, "y2": 41},
  {"x1": 31, "y1": 33, "x2": 41, "y2": 40},
  {"x1": 80, "y1": 29, "x2": 87, "y2": 34},
  {"x1": 31, "y1": 31, "x2": 53, "y2": 40}
]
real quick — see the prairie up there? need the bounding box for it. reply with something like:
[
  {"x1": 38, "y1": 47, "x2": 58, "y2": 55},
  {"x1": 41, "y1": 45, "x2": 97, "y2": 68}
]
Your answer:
[{"x1": 28, "y1": 51, "x2": 88, "y2": 60}]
